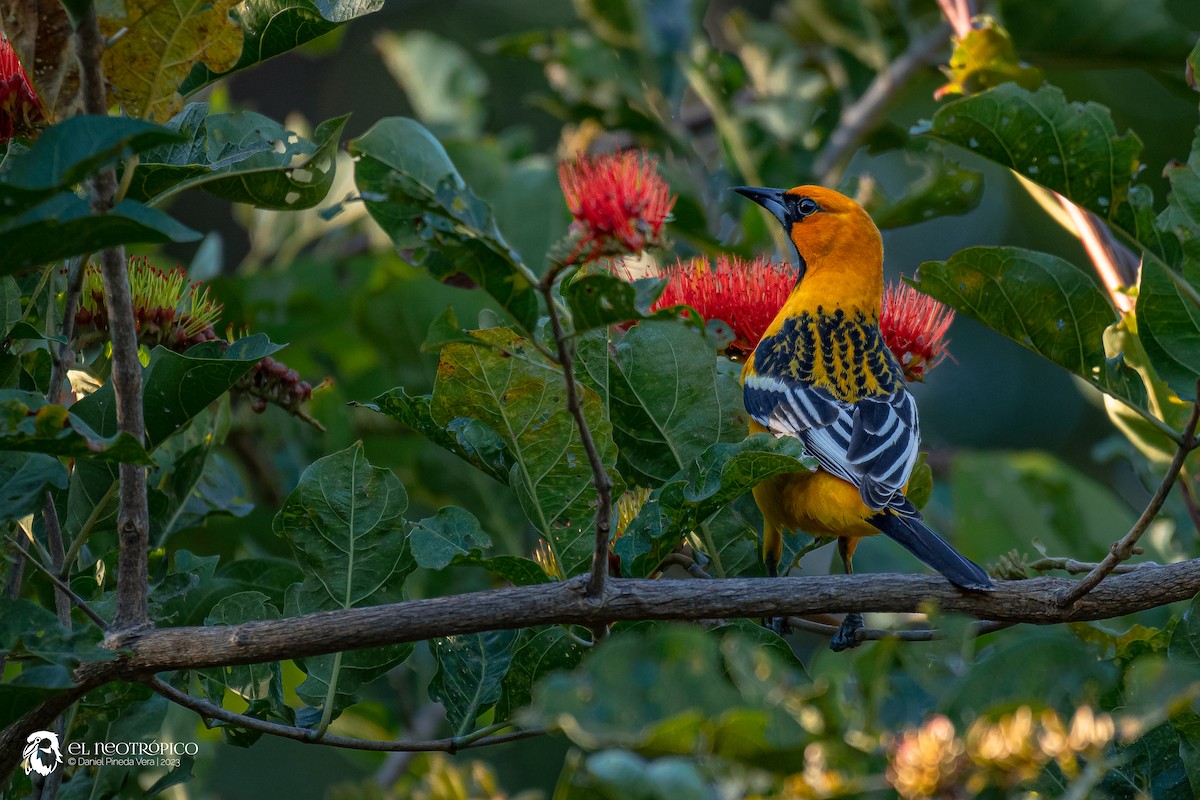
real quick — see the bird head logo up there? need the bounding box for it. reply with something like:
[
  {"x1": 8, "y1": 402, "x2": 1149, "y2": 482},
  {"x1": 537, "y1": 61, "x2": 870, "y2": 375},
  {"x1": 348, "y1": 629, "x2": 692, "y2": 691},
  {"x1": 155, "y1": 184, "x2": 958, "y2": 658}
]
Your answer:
[{"x1": 22, "y1": 730, "x2": 62, "y2": 777}]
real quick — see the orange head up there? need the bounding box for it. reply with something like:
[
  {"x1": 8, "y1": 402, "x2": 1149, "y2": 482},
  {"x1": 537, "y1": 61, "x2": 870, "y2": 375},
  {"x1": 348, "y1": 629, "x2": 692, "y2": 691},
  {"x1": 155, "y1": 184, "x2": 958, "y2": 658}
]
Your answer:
[{"x1": 732, "y1": 185, "x2": 884, "y2": 311}]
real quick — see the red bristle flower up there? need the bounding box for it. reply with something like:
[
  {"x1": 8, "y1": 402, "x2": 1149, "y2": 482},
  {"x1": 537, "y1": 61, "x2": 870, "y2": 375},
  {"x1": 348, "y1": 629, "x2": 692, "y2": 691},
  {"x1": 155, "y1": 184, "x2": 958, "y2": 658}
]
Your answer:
[
  {"x1": 558, "y1": 151, "x2": 675, "y2": 257},
  {"x1": 880, "y1": 282, "x2": 954, "y2": 382},
  {"x1": 0, "y1": 35, "x2": 45, "y2": 142},
  {"x1": 651, "y1": 255, "x2": 797, "y2": 357}
]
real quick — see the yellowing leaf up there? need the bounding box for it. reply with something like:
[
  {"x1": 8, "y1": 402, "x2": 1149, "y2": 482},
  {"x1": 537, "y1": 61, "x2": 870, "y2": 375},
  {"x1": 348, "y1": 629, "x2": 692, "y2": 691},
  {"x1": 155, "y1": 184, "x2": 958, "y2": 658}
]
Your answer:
[
  {"x1": 936, "y1": 15, "x2": 1042, "y2": 100},
  {"x1": 99, "y1": 0, "x2": 244, "y2": 121}
]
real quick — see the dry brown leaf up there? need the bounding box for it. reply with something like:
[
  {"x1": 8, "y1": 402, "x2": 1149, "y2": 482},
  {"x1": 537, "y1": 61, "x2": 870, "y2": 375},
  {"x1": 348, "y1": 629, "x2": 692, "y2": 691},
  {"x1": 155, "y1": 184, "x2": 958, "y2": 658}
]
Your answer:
[{"x1": 98, "y1": 0, "x2": 244, "y2": 121}]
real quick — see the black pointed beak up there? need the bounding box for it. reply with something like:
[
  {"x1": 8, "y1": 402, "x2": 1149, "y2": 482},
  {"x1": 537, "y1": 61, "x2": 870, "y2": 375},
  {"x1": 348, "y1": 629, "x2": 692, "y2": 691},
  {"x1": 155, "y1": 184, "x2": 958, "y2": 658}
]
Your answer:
[{"x1": 732, "y1": 186, "x2": 789, "y2": 227}]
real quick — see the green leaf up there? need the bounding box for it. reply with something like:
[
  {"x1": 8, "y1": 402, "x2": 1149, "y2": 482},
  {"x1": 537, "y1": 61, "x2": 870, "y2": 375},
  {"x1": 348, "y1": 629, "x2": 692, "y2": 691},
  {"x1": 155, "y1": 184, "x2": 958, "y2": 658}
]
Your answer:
[
  {"x1": 0, "y1": 390, "x2": 150, "y2": 463},
  {"x1": 350, "y1": 117, "x2": 539, "y2": 332},
  {"x1": 562, "y1": 273, "x2": 684, "y2": 333},
  {"x1": 409, "y1": 506, "x2": 491, "y2": 570},
  {"x1": 429, "y1": 328, "x2": 617, "y2": 575},
  {"x1": 926, "y1": 84, "x2": 1141, "y2": 226},
  {"x1": 866, "y1": 146, "x2": 984, "y2": 229},
  {"x1": 66, "y1": 336, "x2": 280, "y2": 537},
  {"x1": 1169, "y1": 594, "x2": 1200, "y2": 665},
  {"x1": 597, "y1": 320, "x2": 748, "y2": 487},
  {"x1": 0, "y1": 451, "x2": 68, "y2": 527},
  {"x1": 357, "y1": 389, "x2": 509, "y2": 484},
  {"x1": 615, "y1": 434, "x2": 814, "y2": 577},
  {"x1": 198, "y1": 591, "x2": 290, "y2": 746},
  {"x1": 0, "y1": 277, "x2": 19, "y2": 338},
  {"x1": 913, "y1": 247, "x2": 1147, "y2": 413},
  {"x1": 0, "y1": 194, "x2": 201, "y2": 274},
  {"x1": 73, "y1": 336, "x2": 282, "y2": 450},
  {"x1": 999, "y1": 0, "x2": 1194, "y2": 64},
  {"x1": 1137, "y1": 259, "x2": 1200, "y2": 401},
  {"x1": 126, "y1": 104, "x2": 349, "y2": 210},
  {"x1": 275, "y1": 443, "x2": 415, "y2": 719},
  {"x1": 494, "y1": 626, "x2": 584, "y2": 720},
  {"x1": 0, "y1": 598, "x2": 114, "y2": 668},
  {"x1": 0, "y1": 116, "x2": 182, "y2": 216},
  {"x1": 429, "y1": 631, "x2": 518, "y2": 736},
  {"x1": 376, "y1": 31, "x2": 488, "y2": 139},
  {"x1": 178, "y1": 0, "x2": 384, "y2": 95}
]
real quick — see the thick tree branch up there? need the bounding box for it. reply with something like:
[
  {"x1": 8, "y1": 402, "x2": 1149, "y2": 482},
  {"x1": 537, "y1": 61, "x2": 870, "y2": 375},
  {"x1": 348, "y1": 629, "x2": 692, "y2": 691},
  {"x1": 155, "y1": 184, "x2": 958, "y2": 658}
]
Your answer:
[
  {"x1": 5, "y1": 564, "x2": 1200, "y2": 781},
  {"x1": 81, "y1": 563, "x2": 1200, "y2": 676},
  {"x1": 75, "y1": 6, "x2": 150, "y2": 630},
  {"x1": 1062, "y1": 388, "x2": 1200, "y2": 606}
]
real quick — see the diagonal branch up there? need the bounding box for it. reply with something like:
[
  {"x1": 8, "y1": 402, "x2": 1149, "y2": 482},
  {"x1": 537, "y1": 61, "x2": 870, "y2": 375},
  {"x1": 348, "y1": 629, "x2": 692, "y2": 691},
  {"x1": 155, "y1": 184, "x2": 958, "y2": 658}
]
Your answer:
[
  {"x1": 1061, "y1": 385, "x2": 1200, "y2": 606},
  {"x1": 75, "y1": 5, "x2": 150, "y2": 631}
]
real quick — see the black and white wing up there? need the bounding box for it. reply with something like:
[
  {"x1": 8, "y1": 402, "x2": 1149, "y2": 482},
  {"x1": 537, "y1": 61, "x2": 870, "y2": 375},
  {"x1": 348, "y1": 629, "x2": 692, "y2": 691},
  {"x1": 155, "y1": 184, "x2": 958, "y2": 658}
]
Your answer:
[{"x1": 743, "y1": 371, "x2": 920, "y2": 512}]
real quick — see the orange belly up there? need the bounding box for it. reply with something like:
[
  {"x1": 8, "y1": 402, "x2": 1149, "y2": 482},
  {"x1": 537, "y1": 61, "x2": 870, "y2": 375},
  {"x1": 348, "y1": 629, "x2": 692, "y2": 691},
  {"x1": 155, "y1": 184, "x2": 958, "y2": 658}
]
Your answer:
[{"x1": 752, "y1": 469, "x2": 880, "y2": 541}]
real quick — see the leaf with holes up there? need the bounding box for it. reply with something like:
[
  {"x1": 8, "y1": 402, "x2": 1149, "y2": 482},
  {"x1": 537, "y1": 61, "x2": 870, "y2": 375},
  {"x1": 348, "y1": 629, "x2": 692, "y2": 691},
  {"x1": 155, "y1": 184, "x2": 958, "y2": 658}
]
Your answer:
[
  {"x1": 0, "y1": 390, "x2": 150, "y2": 463},
  {"x1": 126, "y1": 104, "x2": 347, "y2": 209}
]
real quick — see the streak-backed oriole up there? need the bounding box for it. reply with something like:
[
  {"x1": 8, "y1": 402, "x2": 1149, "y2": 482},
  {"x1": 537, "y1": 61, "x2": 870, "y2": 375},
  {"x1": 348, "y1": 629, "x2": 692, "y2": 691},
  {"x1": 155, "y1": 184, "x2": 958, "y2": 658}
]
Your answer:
[{"x1": 734, "y1": 185, "x2": 992, "y2": 649}]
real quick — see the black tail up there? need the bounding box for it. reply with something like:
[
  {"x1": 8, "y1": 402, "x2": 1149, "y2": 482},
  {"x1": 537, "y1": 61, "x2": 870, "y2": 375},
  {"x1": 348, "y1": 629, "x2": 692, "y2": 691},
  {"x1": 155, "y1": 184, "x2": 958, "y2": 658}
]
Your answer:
[{"x1": 868, "y1": 512, "x2": 993, "y2": 590}]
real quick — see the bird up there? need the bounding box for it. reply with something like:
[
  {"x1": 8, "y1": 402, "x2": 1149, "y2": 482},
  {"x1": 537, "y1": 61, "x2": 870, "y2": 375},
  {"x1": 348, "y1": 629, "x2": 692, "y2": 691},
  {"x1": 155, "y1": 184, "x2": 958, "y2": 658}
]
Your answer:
[{"x1": 733, "y1": 184, "x2": 993, "y2": 650}]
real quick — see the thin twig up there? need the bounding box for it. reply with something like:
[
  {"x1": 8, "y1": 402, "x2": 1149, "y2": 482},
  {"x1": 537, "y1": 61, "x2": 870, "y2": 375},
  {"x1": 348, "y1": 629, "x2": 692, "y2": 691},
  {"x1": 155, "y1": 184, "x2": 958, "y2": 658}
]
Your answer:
[
  {"x1": 1178, "y1": 476, "x2": 1200, "y2": 537},
  {"x1": 3, "y1": 535, "x2": 109, "y2": 631},
  {"x1": 47, "y1": 255, "x2": 87, "y2": 406},
  {"x1": 783, "y1": 614, "x2": 1012, "y2": 643},
  {"x1": 1062, "y1": 385, "x2": 1200, "y2": 606},
  {"x1": 539, "y1": 266, "x2": 614, "y2": 600},
  {"x1": 1028, "y1": 557, "x2": 1158, "y2": 575},
  {"x1": 76, "y1": 7, "x2": 150, "y2": 630},
  {"x1": 42, "y1": 496, "x2": 71, "y2": 627},
  {"x1": 813, "y1": 23, "x2": 952, "y2": 185},
  {"x1": 144, "y1": 676, "x2": 547, "y2": 753}
]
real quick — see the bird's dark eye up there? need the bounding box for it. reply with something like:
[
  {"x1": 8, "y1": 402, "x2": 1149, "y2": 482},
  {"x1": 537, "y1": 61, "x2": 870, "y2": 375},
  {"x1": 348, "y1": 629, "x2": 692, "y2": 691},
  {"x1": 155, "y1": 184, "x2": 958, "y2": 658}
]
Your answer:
[{"x1": 796, "y1": 197, "x2": 820, "y2": 217}]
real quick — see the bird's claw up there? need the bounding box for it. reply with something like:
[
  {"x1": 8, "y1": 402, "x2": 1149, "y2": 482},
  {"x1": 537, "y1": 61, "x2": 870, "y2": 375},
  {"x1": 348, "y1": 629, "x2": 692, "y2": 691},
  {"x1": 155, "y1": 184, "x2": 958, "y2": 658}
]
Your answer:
[
  {"x1": 829, "y1": 612, "x2": 864, "y2": 651},
  {"x1": 763, "y1": 615, "x2": 791, "y2": 636}
]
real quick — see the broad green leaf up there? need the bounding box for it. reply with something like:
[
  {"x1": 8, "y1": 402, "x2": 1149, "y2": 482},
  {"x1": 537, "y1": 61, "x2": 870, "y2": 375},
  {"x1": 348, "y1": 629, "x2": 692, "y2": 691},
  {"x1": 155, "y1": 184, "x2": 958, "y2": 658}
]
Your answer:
[
  {"x1": 1168, "y1": 594, "x2": 1200, "y2": 665},
  {"x1": 358, "y1": 389, "x2": 509, "y2": 485},
  {"x1": 493, "y1": 626, "x2": 584, "y2": 720},
  {"x1": 65, "y1": 337, "x2": 280, "y2": 536},
  {"x1": 217, "y1": 557, "x2": 304, "y2": 609},
  {"x1": 451, "y1": 554, "x2": 550, "y2": 586},
  {"x1": 596, "y1": 320, "x2": 748, "y2": 487},
  {"x1": 0, "y1": 390, "x2": 150, "y2": 463},
  {"x1": 934, "y1": 15, "x2": 1042, "y2": 99},
  {"x1": 350, "y1": 117, "x2": 539, "y2": 332},
  {"x1": 178, "y1": 0, "x2": 384, "y2": 95},
  {"x1": 0, "y1": 194, "x2": 201, "y2": 273},
  {"x1": 429, "y1": 327, "x2": 617, "y2": 575},
  {"x1": 0, "y1": 598, "x2": 113, "y2": 668},
  {"x1": 0, "y1": 116, "x2": 182, "y2": 216},
  {"x1": 562, "y1": 273, "x2": 683, "y2": 333},
  {"x1": 927, "y1": 84, "x2": 1141, "y2": 226},
  {"x1": 408, "y1": 506, "x2": 491, "y2": 570},
  {"x1": 0, "y1": 451, "x2": 68, "y2": 526},
  {"x1": 158, "y1": 451, "x2": 252, "y2": 538},
  {"x1": 199, "y1": 591, "x2": 290, "y2": 746},
  {"x1": 1137, "y1": 259, "x2": 1200, "y2": 401},
  {"x1": 73, "y1": 336, "x2": 281, "y2": 450},
  {"x1": 913, "y1": 247, "x2": 1147, "y2": 411},
  {"x1": 0, "y1": 684, "x2": 69, "y2": 732},
  {"x1": 866, "y1": 146, "x2": 984, "y2": 229},
  {"x1": 614, "y1": 434, "x2": 814, "y2": 577},
  {"x1": 275, "y1": 443, "x2": 415, "y2": 719},
  {"x1": 98, "y1": 0, "x2": 245, "y2": 122},
  {"x1": 126, "y1": 104, "x2": 348, "y2": 209},
  {"x1": 146, "y1": 550, "x2": 222, "y2": 625},
  {"x1": 376, "y1": 31, "x2": 488, "y2": 139},
  {"x1": 429, "y1": 631, "x2": 518, "y2": 736}
]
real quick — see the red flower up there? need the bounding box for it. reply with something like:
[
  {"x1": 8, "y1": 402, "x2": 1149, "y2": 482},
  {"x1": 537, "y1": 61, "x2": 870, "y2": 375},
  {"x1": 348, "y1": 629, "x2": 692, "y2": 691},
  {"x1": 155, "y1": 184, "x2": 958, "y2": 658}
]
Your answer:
[
  {"x1": 880, "y1": 282, "x2": 954, "y2": 382},
  {"x1": 650, "y1": 255, "x2": 797, "y2": 356},
  {"x1": 0, "y1": 35, "x2": 45, "y2": 142},
  {"x1": 559, "y1": 151, "x2": 675, "y2": 257}
]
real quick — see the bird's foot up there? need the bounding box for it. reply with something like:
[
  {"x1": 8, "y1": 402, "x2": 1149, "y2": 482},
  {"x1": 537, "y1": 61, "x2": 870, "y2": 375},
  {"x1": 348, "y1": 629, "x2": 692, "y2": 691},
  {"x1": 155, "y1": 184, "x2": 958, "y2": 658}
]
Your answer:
[
  {"x1": 829, "y1": 612, "x2": 864, "y2": 652},
  {"x1": 763, "y1": 615, "x2": 792, "y2": 636}
]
